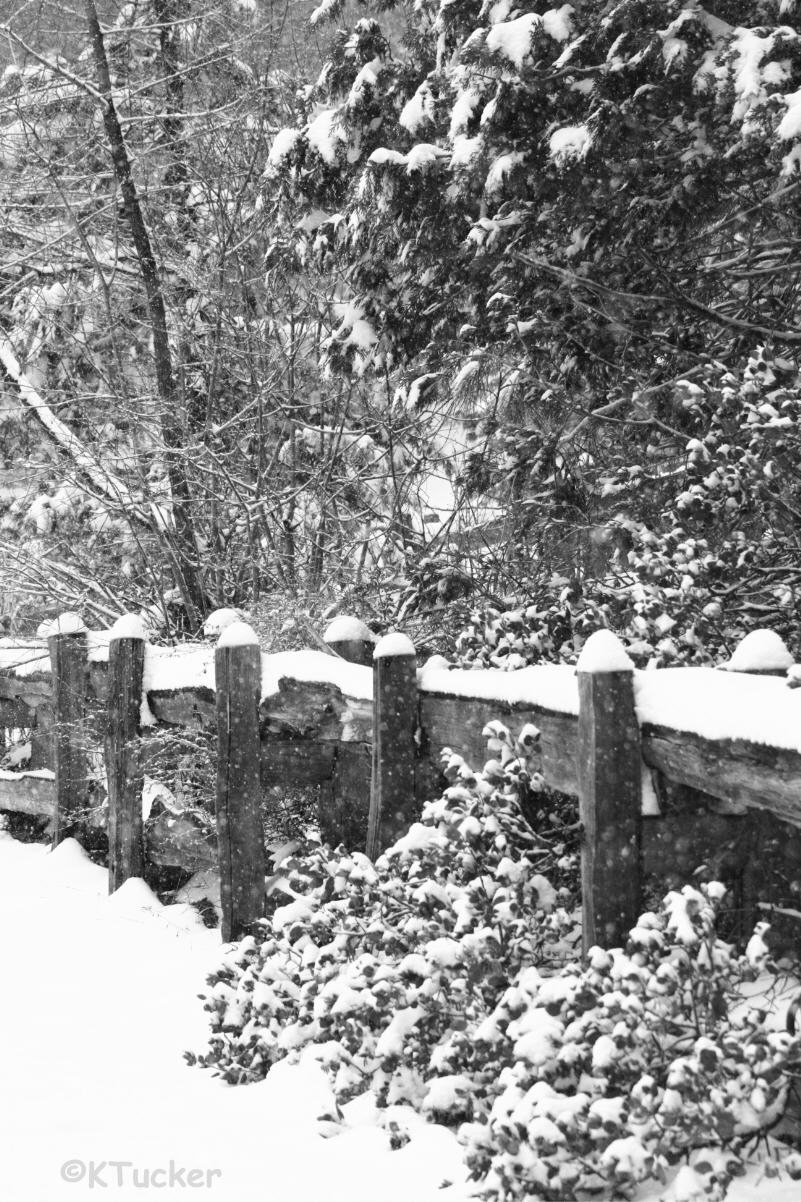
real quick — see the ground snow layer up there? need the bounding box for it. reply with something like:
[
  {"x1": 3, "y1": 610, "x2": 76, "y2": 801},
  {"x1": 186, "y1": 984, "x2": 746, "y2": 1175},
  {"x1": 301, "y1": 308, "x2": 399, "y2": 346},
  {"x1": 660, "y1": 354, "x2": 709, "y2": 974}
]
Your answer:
[
  {"x1": 0, "y1": 833, "x2": 797, "y2": 1202},
  {"x1": 0, "y1": 834, "x2": 468, "y2": 1202}
]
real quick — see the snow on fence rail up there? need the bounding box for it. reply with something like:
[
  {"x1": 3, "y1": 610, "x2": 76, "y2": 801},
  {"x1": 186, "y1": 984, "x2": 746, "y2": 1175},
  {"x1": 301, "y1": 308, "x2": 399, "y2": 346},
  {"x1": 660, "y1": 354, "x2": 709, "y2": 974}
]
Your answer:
[{"x1": 1, "y1": 615, "x2": 801, "y2": 947}]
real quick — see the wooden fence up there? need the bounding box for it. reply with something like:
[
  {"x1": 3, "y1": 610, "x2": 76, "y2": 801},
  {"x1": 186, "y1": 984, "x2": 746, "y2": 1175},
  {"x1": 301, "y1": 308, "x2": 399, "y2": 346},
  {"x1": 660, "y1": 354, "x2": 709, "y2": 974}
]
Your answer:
[{"x1": 1, "y1": 614, "x2": 800, "y2": 950}]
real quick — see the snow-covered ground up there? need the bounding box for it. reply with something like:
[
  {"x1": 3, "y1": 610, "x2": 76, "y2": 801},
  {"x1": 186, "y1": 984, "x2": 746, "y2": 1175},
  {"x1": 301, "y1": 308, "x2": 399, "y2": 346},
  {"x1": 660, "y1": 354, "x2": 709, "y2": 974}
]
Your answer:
[
  {"x1": 0, "y1": 834, "x2": 469, "y2": 1202},
  {"x1": 0, "y1": 832, "x2": 797, "y2": 1202}
]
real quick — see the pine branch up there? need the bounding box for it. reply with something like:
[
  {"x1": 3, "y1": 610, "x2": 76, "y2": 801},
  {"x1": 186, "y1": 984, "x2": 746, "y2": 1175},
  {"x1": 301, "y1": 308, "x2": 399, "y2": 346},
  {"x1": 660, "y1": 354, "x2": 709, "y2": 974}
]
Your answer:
[{"x1": 515, "y1": 252, "x2": 801, "y2": 345}]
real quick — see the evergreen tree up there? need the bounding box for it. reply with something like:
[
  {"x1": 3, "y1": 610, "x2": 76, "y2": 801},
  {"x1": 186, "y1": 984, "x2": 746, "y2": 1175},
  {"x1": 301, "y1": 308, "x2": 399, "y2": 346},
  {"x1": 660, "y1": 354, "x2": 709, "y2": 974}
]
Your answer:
[{"x1": 266, "y1": 0, "x2": 801, "y2": 661}]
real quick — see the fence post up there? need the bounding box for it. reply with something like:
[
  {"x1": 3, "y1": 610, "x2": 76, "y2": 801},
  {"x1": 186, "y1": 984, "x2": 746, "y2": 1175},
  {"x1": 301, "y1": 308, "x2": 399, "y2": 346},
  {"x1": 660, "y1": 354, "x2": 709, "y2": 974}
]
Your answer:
[
  {"x1": 323, "y1": 615, "x2": 376, "y2": 667},
  {"x1": 106, "y1": 615, "x2": 147, "y2": 892},
  {"x1": 576, "y1": 630, "x2": 642, "y2": 953},
  {"x1": 721, "y1": 629, "x2": 788, "y2": 937},
  {"x1": 214, "y1": 622, "x2": 266, "y2": 942},
  {"x1": 367, "y1": 632, "x2": 417, "y2": 860},
  {"x1": 723, "y1": 630, "x2": 791, "y2": 936},
  {"x1": 47, "y1": 613, "x2": 88, "y2": 847}
]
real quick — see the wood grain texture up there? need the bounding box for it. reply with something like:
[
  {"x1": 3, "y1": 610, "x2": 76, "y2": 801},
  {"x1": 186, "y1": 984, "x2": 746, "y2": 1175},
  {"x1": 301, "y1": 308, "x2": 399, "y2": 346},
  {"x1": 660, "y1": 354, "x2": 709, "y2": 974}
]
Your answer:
[
  {"x1": 3, "y1": 644, "x2": 801, "y2": 921},
  {"x1": 260, "y1": 735, "x2": 337, "y2": 787},
  {"x1": 577, "y1": 670, "x2": 642, "y2": 952},
  {"x1": 147, "y1": 687, "x2": 215, "y2": 728},
  {"x1": 367, "y1": 651, "x2": 418, "y2": 859},
  {"x1": 106, "y1": 636, "x2": 146, "y2": 891},
  {"x1": 29, "y1": 703, "x2": 53, "y2": 769},
  {"x1": 418, "y1": 693, "x2": 579, "y2": 792},
  {"x1": 0, "y1": 771, "x2": 55, "y2": 816},
  {"x1": 48, "y1": 631, "x2": 89, "y2": 846},
  {"x1": 215, "y1": 642, "x2": 266, "y2": 941},
  {"x1": 640, "y1": 726, "x2": 801, "y2": 826},
  {"x1": 319, "y1": 743, "x2": 372, "y2": 850}
]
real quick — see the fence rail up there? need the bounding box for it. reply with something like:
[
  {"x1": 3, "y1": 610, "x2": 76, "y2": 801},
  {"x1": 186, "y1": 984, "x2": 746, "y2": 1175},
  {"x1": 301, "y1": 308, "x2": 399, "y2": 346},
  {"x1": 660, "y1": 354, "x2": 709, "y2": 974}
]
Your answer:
[{"x1": 1, "y1": 615, "x2": 800, "y2": 948}]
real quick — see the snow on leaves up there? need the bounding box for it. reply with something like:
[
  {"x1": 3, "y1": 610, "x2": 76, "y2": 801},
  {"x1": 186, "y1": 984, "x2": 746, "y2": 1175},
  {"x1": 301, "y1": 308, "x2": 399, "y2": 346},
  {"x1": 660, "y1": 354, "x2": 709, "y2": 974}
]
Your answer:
[
  {"x1": 265, "y1": 0, "x2": 801, "y2": 402},
  {"x1": 191, "y1": 734, "x2": 800, "y2": 1201},
  {"x1": 548, "y1": 124, "x2": 592, "y2": 165},
  {"x1": 454, "y1": 348, "x2": 801, "y2": 671},
  {"x1": 480, "y1": 7, "x2": 575, "y2": 70},
  {"x1": 306, "y1": 108, "x2": 348, "y2": 166},
  {"x1": 192, "y1": 746, "x2": 580, "y2": 1098}
]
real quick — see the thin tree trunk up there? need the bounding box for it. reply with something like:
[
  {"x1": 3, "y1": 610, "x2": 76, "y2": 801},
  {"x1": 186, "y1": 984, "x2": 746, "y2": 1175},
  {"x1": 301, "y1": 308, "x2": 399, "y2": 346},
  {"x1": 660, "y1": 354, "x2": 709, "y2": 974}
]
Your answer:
[{"x1": 82, "y1": 0, "x2": 204, "y2": 627}]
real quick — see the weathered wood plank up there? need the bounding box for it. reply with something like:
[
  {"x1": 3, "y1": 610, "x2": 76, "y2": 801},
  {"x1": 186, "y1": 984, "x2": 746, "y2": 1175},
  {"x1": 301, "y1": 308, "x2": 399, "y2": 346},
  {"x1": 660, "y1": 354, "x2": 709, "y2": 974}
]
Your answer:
[
  {"x1": 7, "y1": 677, "x2": 801, "y2": 833},
  {"x1": 4, "y1": 635, "x2": 801, "y2": 869},
  {"x1": 215, "y1": 633, "x2": 266, "y2": 942},
  {"x1": 577, "y1": 662, "x2": 642, "y2": 951},
  {"x1": 641, "y1": 727, "x2": 801, "y2": 826},
  {"x1": 261, "y1": 735, "x2": 336, "y2": 787},
  {"x1": 0, "y1": 770, "x2": 55, "y2": 816},
  {"x1": 319, "y1": 743, "x2": 372, "y2": 850},
  {"x1": 0, "y1": 765, "x2": 217, "y2": 871},
  {"x1": 418, "y1": 693, "x2": 579, "y2": 793},
  {"x1": 0, "y1": 671, "x2": 51, "y2": 702},
  {"x1": 261, "y1": 678, "x2": 372, "y2": 741},
  {"x1": 147, "y1": 688, "x2": 216, "y2": 728},
  {"x1": 367, "y1": 636, "x2": 418, "y2": 859},
  {"x1": 48, "y1": 627, "x2": 89, "y2": 845},
  {"x1": 106, "y1": 631, "x2": 146, "y2": 891},
  {"x1": 144, "y1": 677, "x2": 374, "y2": 742}
]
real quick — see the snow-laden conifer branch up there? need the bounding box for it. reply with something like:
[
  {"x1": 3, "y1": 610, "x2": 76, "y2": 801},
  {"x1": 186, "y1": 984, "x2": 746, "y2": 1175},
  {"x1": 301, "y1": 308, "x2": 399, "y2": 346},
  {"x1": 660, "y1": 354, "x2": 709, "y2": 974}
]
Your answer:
[{"x1": 515, "y1": 252, "x2": 801, "y2": 345}]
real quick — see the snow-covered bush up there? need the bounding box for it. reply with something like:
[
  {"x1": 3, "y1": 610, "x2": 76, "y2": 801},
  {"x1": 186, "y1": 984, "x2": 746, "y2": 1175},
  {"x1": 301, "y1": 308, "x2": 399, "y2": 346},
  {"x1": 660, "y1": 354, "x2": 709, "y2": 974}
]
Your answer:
[
  {"x1": 189, "y1": 746, "x2": 580, "y2": 1099},
  {"x1": 453, "y1": 350, "x2": 801, "y2": 670},
  {"x1": 191, "y1": 747, "x2": 801, "y2": 1198},
  {"x1": 461, "y1": 886, "x2": 801, "y2": 1200}
]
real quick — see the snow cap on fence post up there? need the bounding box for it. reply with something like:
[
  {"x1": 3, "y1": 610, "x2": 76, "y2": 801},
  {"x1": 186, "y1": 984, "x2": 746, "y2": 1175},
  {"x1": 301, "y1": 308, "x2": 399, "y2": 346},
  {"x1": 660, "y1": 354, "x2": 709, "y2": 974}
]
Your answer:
[
  {"x1": 373, "y1": 631, "x2": 416, "y2": 660},
  {"x1": 47, "y1": 613, "x2": 89, "y2": 847},
  {"x1": 214, "y1": 621, "x2": 265, "y2": 942},
  {"x1": 367, "y1": 631, "x2": 418, "y2": 860},
  {"x1": 202, "y1": 607, "x2": 246, "y2": 640},
  {"x1": 216, "y1": 620, "x2": 260, "y2": 649},
  {"x1": 324, "y1": 615, "x2": 376, "y2": 667},
  {"x1": 42, "y1": 611, "x2": 87, "y2": 638},
  {"x1": 575, "y1": 628, "x2": 635, "y2": 674},
  {"x1": 109, "y1": 613, "x2": 148, "y2": 642},
  {"x1": 724, "y1": 628, "x2": 793, "y2": 677},
  {"x1": 106, "y1": 614, "x2": 147, "y2": 893},
  {"x1": 576, "y1": 628, "x2": 641, "y2": 953}
]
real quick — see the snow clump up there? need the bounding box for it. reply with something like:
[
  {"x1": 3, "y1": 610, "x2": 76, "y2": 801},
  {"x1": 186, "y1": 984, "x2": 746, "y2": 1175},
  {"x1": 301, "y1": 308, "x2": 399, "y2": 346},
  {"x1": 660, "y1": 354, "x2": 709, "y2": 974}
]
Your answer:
[
  {"x1": 373, "y1": 631, "x2": 416, "y2": 659},
  {"x1": 39, "y1": 612, "x2": 86, "y2": 637},
  {"x1": 724, "y1": 628, "x2": 793, "y2": 673},
  {"x1": 216, "y1": 621, "x2": 259, "y2": 649},
  {"x1": 109, "y1": 613, "x2": 148, "y2": 641},
  {"x1": 575, "y1": 628, "x2": 635, "y2": 673},
  {"x1": 202, "y1": 608, "x2": 245, "y2": 639},
  {"x1": 323, "y1": 615, "x2": 375, "y2": 645}
]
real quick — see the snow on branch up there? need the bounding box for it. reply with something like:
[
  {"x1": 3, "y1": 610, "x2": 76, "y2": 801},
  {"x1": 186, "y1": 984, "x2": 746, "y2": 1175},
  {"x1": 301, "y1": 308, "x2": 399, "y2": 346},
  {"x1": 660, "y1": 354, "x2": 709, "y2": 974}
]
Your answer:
[{"x1": 0, "y1": 336, "x2": 168, "y2": 532}]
